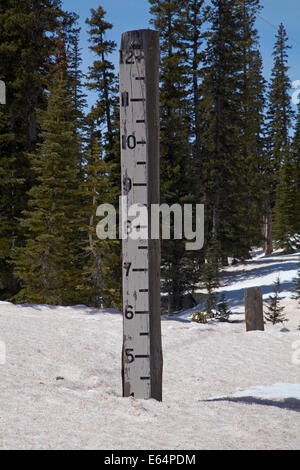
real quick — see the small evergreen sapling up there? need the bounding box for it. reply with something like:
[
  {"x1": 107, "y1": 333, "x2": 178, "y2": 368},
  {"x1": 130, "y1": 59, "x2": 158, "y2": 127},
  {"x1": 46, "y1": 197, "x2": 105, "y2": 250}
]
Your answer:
[
  {"x1": 215, "y1": 293, "x2": 232, "y2": 322},
  {"x1": 293, "y1": 264, "x2": 300, "y2": 304},
  {"x1": 264, "y1": 276, "x2": 287, "y2": 325},
  {"x1": 191, "y1": 310, "x2": 209, "y2": 324},
  {"x1": 201, "y1": 237, "x2": 221, "y2": 317}
]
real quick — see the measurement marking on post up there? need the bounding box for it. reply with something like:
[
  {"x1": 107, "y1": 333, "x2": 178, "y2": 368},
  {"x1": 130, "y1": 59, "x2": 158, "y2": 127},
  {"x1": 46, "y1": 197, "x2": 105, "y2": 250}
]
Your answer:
[
  {"x1": 121, "y1": 92, "x2": 129, "y2": 106},
  {"x1": 120, "y1": 29, "x2": 162, "y2": 401}
]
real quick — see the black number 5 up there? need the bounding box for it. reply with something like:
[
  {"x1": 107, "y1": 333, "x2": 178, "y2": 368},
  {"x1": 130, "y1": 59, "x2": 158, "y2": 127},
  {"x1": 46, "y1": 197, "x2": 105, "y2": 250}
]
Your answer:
[{"x1": 125, "y1": 348, "x2": 135, "y2": 363}]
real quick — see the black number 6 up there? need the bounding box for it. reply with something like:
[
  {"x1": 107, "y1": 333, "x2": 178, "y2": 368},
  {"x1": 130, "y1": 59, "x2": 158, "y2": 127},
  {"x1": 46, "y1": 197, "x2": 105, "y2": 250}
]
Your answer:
[{"x1": 125, "y1": 305, "x2": 134, "y2": 320}]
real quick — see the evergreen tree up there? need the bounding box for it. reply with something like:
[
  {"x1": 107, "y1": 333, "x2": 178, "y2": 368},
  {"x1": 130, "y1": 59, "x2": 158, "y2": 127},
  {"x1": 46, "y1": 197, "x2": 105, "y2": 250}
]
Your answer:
[
  {"x1": 235, "y1": 0, "x2": 266, "y2": 257},
  {"x1": 201, "y1": 237, "x2": 221, "y2": 316},
  {"x1": 267, "y1": 24, "x2": 294, "y2": 252},
  {"x1": 66, "y1": 20, "x2": 87, "y2": 131},
  {"x1": 274, "y1": 98, "x2": 300, "y2": 251},
  {"x1": 85, "y1": 6, "x2": 118, "y2": 155},
  {"x1": 0, "y1": 0, "x2": 69, "y2": 299},
  {"x1": 149, "y1": 0, "x2": 202, "y2": 313},
  {"x1": 267, "y1": 24, "x2": 293, "y2": 178},
  {"x1": 77, "y1": 121, "x2": 121, "y2": 308},
  {"x1": 180, "y1": 0, "x2": 209, "y2": 183},
  {"x1": 264, "y1": 276, "x2": 287, "y2": 325},
  {"x1": 200, "y1": 0, "x2": 265, "y2": 264},
  {"x1": 84, "y1": 7, "x2": 121, "y2": 308},
  {"x1": 293, "y1": 265, "x2": 300, "y2": 304},
  {"x1": 215, "y1": 292, "x2": 232, "y2": 322},
  {"x1": 291, "y1": 101, "x2": 300, "y2": 245},
  {"x1": 273, "y1": 148, "x2": 299, "y2": 252},
  {"x1": 191, "y1": 238, "x2": 221, "y2": 323},
  {"x1": 12, "y1": 71, "x2": 82, "y2": 305}
]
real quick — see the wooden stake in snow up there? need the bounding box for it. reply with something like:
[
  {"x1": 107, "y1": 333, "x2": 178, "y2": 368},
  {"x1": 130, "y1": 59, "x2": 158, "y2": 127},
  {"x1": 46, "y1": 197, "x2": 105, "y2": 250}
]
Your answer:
[
  {"x1": 244, "y1": 287, "x2": 264, "y2": 331},
  {"x1": 0, "y1": 80, "x2": 6, "y2": 105},
  {"x1": 120, "y1": 30, "x2": 162, "y2": 401}
]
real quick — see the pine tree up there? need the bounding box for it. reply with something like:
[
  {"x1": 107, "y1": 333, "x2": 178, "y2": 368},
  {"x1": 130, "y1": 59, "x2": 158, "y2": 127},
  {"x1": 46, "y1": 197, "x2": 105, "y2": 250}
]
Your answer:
[
  {"x1": 85, "y1": 6, "x2": 118, "y2": 155},
  {"x1": 191, "y1": 238, "x2": 221, "y2": 323},
  {"x1": 66, "y1": 19, "x2": 87, "y2": 131},
  {"x1": 200, "y1": 0, "x2": 265, "y2": 265},
  {"x1": 149, "y1": 0, "x2": 202, "y2": 313},
  {"x1": 293, "y1": 265, "x2": 300, "y2": 304},
  {"x1": 201, "y1": 237, "x2": 221, "y2": 316},
  {"x1": 267, "y1": 24, "x2": 293, "y2": 179},
  {"x1": 274, "y1": 98, "x2": 300, "y2": 251},
  {"x1": 235, "y1": 0, "x2": 266, "y2": 257},
  {"x1": 216, "y1": 292, "x2": 232, "y2": 322},
  {"x1": 273, "y1": 149, "x2": 299, "y2": 252},
  {"x1": 77, "y1": 121, "x2": 121, "y2": 308},
  {"x1": 84, "y1": 7, "x2": 121, "y2": 308},
  {"x1": 12, "y1": 71, "x2": 82, "y2": 305},
  {"x1": 0, "y1": 0, "x2": 69, "y2": 299},
  {"x1": 267, "y1": 24, "x2": 294, "y2": 252},
  {"x1": 291, "y1": 101, "x2": 300, "y2": 245},
  {"x1": 180, "y1": 0, "x2": 209, "y2": 184},
  {"x1": 264, "y1": 276, "x2": 287, "y2": 325}
]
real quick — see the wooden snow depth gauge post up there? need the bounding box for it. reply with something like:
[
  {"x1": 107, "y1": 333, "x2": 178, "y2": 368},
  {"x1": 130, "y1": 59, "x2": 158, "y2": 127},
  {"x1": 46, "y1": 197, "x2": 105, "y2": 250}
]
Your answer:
[{"x1": 120, "y1": 29, "x2": 163, "y2": 401}]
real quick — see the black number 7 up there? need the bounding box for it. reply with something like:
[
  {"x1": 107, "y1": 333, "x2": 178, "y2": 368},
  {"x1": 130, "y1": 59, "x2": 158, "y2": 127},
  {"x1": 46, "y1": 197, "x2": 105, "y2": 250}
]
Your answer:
[{"x1": 124, "y1": 262, "x2": 132, "y2": 277}]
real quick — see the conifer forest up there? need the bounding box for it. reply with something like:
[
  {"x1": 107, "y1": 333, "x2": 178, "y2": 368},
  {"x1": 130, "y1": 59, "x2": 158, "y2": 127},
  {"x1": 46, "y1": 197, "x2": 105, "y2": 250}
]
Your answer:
[{"x1": 1, "y1": 0, "x2": 300, "y2": 312}]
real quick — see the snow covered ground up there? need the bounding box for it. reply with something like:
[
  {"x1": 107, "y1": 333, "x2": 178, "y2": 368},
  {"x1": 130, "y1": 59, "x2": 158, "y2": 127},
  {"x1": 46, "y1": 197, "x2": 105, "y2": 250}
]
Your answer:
[{"x1": 0, "y1": 249, "x2": 299, "y2": 450}]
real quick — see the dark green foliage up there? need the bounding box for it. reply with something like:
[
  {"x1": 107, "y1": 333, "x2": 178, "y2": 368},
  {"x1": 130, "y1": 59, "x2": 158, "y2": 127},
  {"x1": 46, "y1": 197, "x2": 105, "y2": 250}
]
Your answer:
[
  {"x1": 215, "y1": 293, "x2": 232, "y2": 322},
  {"x1": 267, "y1": 24, "x2": 296, "y2": 252},
  {"x1": 149, "y1": 0, "x2": 205, "y2": 313},
  {"x1": 0, "y1": 0, "x2": 68, "y2": 299},
  {"x1": 12, "y1": 72, "x2": 82, "y2": 305},
  {"x1": 78, "y1": 124, "x2": 121, "y2": 309},
  {"x1": 191, "y1": 310, "x2": 209, "y2": 324},
  {"x1": 82, "y1": 6, "x2": 121, "y2": 308},
  {"x1": 266, "y1": 24, "x2": 293, "y2": 178},
  {"x1": 85, "y1": 6, "x2": 118, "y2": 154},
  {"x1": 274, "y1": 98, "x2": 300, "y2": 252},
  {"x1": 0, "y1": 0, "x2": 297, "y2": 311},
  {"x1": 293, "y1": 265, "x2": 300, "y2": 304},
  {"x1": 67, "y1": 20, "x2": 87, "y2": 130},
  {"x1": 200, "y1": 0, "x2": 265, "y2": 264},
  {"x1": 264, "y1": 276, "x2": 287, "y2": 325},
  {"x1": 201, "y1": 237, "x2": 221, "y2": 316},
  {"x1": 291, "y1": 102, "x2": 300, "y2": 245}
]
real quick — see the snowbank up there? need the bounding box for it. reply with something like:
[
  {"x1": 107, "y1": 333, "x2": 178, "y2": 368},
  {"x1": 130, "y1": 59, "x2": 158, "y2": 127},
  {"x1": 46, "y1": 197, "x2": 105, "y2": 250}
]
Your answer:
[{"x1": 0, "y1": 250, "x2": 299, "y2": 450}]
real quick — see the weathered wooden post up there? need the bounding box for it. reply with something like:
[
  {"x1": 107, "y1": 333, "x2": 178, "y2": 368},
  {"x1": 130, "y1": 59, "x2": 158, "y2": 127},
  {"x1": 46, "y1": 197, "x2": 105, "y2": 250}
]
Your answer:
[
  {"x1": 244, "y1": 287, "x2": 264, "y2": 331},
  {"x1": 119, "y1": 29, "x2": 163, "y2": 400},
  {"x1": 0, "y1": 80, "x2": 6, "y2": 105}
]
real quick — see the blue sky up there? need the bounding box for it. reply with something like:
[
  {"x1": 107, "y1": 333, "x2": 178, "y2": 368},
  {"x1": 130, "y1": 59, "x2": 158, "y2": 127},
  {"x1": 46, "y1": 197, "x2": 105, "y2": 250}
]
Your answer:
[{"x1": 62, "y1": 0, "x2": 300, "y2": 109}]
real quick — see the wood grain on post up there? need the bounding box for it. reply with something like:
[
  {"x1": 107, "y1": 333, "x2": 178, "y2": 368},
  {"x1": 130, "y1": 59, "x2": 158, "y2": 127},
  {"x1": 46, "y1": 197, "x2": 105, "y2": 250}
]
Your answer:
[
  {"x1": 120, "y1": 29, "x2": 163, "y2": 401},
  {"x1": 0, "y1": 80, "x2": 6, "y2": 105},
  {"x1": 244, "y1": 287, "x2": 264, "y2": 331}
]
